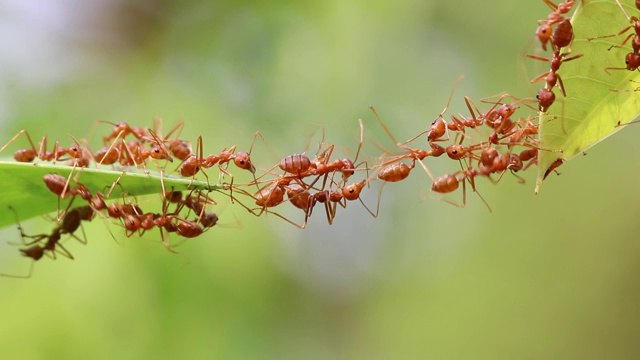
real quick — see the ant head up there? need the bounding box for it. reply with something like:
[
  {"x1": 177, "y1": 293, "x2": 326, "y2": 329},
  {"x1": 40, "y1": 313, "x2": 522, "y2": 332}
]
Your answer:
[
  {"x1": 625, "y1": 53, "x2": 640, "y2": 70},
  {"x1": 342, "y1": 180, "x2": 366, "y2": 201},
  {"x1": 124, "y1": 215, "x2": 141, "y2": 232},
  {"x1": 340, "y1": 158, "x2": 355, "y2": 178},
  {"x1": 428, "y1": 118, "x2": 447, "y2": 141},
  {"x1": 508, "y1": 154, "x2": 524, "y2": 172},
  {"x1": 536, "y1": 88, "x2": 555, "y2": 112},
  {"x1": 201, "y1": 212, "x2": 219, "y2": 228},
  {"x1": 149, "y1": 146, "x2": 174, "y2": 162},
  {"x1": 234, "y1": 152, "x2": 256, "y2": 173},
  {"x1": 536, "y1": 23, "x2": 551, "y2": 50},
  {"x1": 67, "y1": 144, "x2": 82, "y2": 158},
  {"x1": 446, "y1": 144, "x2": 466, "y2": 160},
  {"x1": 115, "y1": 122, "x2": 130, "y2": 131}
]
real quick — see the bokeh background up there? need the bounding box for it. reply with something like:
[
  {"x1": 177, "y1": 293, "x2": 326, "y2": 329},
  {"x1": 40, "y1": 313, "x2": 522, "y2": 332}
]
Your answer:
[{"x1": 1, "y1": 0, "x2": 639, "y2": 359}]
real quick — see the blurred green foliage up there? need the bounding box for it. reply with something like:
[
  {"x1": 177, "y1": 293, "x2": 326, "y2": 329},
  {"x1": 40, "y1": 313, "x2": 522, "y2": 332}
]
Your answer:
[{"x1": 1, "y1": 0, "x2": 639, "y2": 359}]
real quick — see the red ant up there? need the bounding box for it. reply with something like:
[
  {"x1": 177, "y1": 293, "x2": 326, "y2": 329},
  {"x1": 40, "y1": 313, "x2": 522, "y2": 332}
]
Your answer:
[
  {"x1": 536, "y1": 0, "x2": 576, "y2": 50},
  {"x1": 425, "y1": 75, "x2": 469, "y2": 146},
  {"x1": 148, "y1": 175, "x2": 218, "y2": 251},
  {"x1": 588, "y1": 0, "x2": 640, "y2": 53},
  {"x1": 0, "y1": 131, "x2": 88, "y2": 165},
  {"x1": 256, "y1": 120, "x2": 364, "y2": 193},
  {"x1": 527, "y1": 37, "x2": 582, "y2": 112},
  {"x1": 232, "y1": 172, "x2": 318, "y2": 227},
  {"x1": 587, "y1": 0, "x2": 640, "y2": 73},
  {"x1": 480, "y1": 151, "x2": 526, "y2": 184},
  {"x1": 527, "y1": 49, "x2": 583, "y2": 98},
  {"x1": 163, "y1": 189, "x2": 218, "y2": 228},
  {"x1": 294, "y1": 176, "x2": 375, "y2": 227},
  {"x1": 179, "y1": 134, "x2": 258, "y2": 182},
  {"x1": 119, "y1": 131, "x2": 174, "y2": 167},
  {"x1": 234, "y1": 167, "x2": 372, "y2": 228},
  {"x1": 551, "y1": 18, "x2": 575, "y2": 49},
  {"x1": 450, "y1": 93, "x2": 535, "y2": 143},
  {"x1": 369, "y1": 106, "x2": 435, "y2": 182},
  {"x1": 495, "y1": 115, "x2": 552, "y2": 151},
  {"x1": 431, "y1": 165, "x2": 492, "y2": 212},
  {"x1": 605, "y1": 52, "x2": 640, "y2": 73},
  {"x1": 43, "y1": 168, "x2": 126, "y2": 221},
  {"x1": 245, "y1": 120, "x2": 366, "y2": 223}
]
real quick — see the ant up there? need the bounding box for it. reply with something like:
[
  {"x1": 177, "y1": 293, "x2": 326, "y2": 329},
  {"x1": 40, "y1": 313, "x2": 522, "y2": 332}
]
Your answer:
[
  {"x1": 587, "y1": 0, "x2": 640, "y2": 73},
  {"x1": 233, "y1": 168, "x2": 372, "y2": 228},
  {"x1": 233, "y1": 172, "x2": 318, "y2": 227},
  {"x1": 551, "y1": 18, "x2": 575, "y2": 49},
  {"x1": 246, "y1": 120, "x2": 366, "y2": 222},
  {"x1": 305, "y1": 120, "x2": 366, "y2": 189},
  {"x1": 43, "y1": 168, "x2": 126, "y2": 221},
  {"x1": 1, "y1": 206, "x2": 83, "y2": 278},
  {"x1": 179, "y1": 134, "x2": 258, "y2": 183},
  {"x1": 425, "y1": 75, "x2": 469, "y2": 146},
  {"x1": 527, "y1": 45, "x2": 583, "y2": 112},
  {"x1": 149, "y1": 174, "x2": 217, "y2": 251},
  {"x1": 306, "y1": 177, "x2": 376, "y2": 226},
  {"x1": 254, "y1": 120, "x2": 364, "y2": 193},
  {"x1": 479, "y1": 151, "x2": 526, "y2": 184},
  {"x1": 588, "y1": 0, "x2": 640, "y2": 53},
  {"x1": 369, "y1": 106, "x2": 435, "y2": 183},
  {"x1": 0, "y1": 131, "x2": 87, "y2": 165},
  {"x1": 527, "y1": 49, "x2": 583, "y2": 98},
  {"x1": 605, "y1": 52, "x2": 640, "y2": 73},
  {"x1": 431, "y1": 165, "x2": 492, "y2": 212},
  {"x1": 496, "y1": 116, "x2": 541, "y2": 147},
  {"x1": 118, "y1": 131, "x2": 174, "y2": 169},
  {"x1": 543, "y1": 158, "x2": 564, "y2": 180},
  {"x1": 163, "y1": 189, "x2": 218, "y2": 227},
  {"x1": 450, "y1": 93, "x2": 535, "y2": 143},
  {"x1": 536, "y1": 0, "x2": 576, "y2": 50}
]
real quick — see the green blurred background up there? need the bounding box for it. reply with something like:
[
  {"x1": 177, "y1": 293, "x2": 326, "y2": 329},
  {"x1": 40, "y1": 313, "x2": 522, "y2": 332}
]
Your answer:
[{"x1": 1, "y1": 0, "x2": 639, "y2": 359}]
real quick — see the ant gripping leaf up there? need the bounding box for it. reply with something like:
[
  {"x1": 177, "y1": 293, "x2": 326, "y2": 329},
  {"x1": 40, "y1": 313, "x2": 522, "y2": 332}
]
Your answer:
[
  {"x1": 536, "y1": 0, "x2": 640, "y2": 192},
  {"x1": 0, "y1": 161, "x2": 221, "y2": 229}
]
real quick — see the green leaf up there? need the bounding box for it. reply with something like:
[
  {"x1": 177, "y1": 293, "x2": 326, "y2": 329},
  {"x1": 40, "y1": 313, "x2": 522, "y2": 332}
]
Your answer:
[
  {"x1": 0, "y1": 161, "x2": 221, "y2": 229},
  {"x1": 536, "y1": 0, "x2": 640, "y2": 192}
]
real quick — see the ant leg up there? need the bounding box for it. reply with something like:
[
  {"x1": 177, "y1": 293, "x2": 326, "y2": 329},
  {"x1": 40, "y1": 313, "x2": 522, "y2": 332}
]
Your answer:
[{"x1": 0, "y1": 130, "x2": 38, "y2": 163}]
